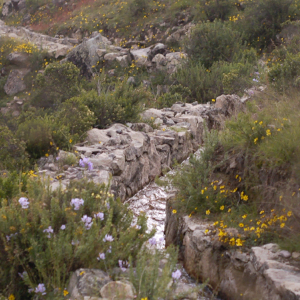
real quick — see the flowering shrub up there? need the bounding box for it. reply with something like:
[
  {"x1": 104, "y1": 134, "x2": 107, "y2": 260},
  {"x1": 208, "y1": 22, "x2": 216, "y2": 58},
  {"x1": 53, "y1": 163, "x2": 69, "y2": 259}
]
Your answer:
[{"x1": 0, "y1": 178, "x2": 154, "y2": 299}]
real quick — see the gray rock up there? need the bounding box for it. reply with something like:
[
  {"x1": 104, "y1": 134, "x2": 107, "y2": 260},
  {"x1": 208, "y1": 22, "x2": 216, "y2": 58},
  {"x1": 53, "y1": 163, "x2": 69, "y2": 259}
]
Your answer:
[
  {"x1": 116, "y1": 55, "x2": 130, "y2": 67},
  {"x1": 4, "y1": 68, "x2": 30, "y2": 95},
  {"x1": 66, "y1": 33, "x2": 111, "y2": 77},
  {"x1": 7, "y1": 51, "x2": 31, "y2": 67},
  {"x1": 130, "y1": 47, "x2": 151, "y2": 66},
  {"x1": 278, "y1": 250, "x2": 291, "y2": 258},
  {"x1": 100, "y1": 281, "x2": 135, "y2": 299},
  {"x1": 68, "y1": 269, "x2": 112, "y2": 300}
]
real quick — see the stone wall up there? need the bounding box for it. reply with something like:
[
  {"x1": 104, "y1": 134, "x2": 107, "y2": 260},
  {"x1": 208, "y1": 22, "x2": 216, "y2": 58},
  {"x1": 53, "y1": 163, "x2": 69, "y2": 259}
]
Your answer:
[
  {"x1": 165, "y1": 205, "x2": 300, "y2": 300},
  {"x1": 39, "y1": 94, "x2": 244, "y2": 201}
]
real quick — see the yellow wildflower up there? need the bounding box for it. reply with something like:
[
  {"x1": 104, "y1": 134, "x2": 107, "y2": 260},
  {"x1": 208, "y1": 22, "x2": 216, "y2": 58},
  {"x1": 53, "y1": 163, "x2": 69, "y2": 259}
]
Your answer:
[
  {"x1": 63, "y1": 290, "x2": 69, "y2": 296},
  {"x1": 8, "y1": 295, "x2": 15, "y2": 300},
  {"x1": 206, "y1": 210, "x2": 210, "y2": 215},
  {"x1": 172, "y1": 209, "x2": 177, "y2": 214},
  {"x1": 220, "y1": 205, "x2": 224, "y2": 211}
]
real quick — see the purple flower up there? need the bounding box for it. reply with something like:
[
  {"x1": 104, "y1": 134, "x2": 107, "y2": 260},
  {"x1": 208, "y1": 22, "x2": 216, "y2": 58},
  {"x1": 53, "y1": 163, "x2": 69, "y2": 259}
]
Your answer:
[
  {"x1": 35, "y1": 283, "x2": 46, "y2": 295},
  {"x1": 19, "y1": 197, "x2": 29, "y2": 209},
  {"x1": 107, "y1": 246, "x2": 112, "y2": 253},
  {"x1": 87, "y1": 161, "x2": 93, "y2": 171},
  {"x1": 94, "y1": 212, "x2": 104, "y2": 220},
  {"x1": 28, "y1": 288, "x2": 34, "y2": 293},
  {"x1": 81, "y1": 215, "x2": 93, "y2": 230},
  {"x1": 103, "y1": 234, "x2": 114, "y2": 242},
  {"x1": 56, "y1": 156, "x2": 60, "y2": 161},
  {"x1": 18, "y1": 271, "x2": 27, "y2": 279},
  {"x1": 118, "y1": 260, "x2": 129, "y2": 272},
  {"x1": 253, "y1": 78, "x2": 259, "y2": 82},
  {"x1": 43, "y1": 226, "x2": 53, "y2": 238},
  {"x1": 136, "y1": 225, "x2": 141, "y2": 230},
  {"x1": 148, "y1": 237, "x2": 157, "y2": 246},
  {"x1": 70, "y1": 198, "x2": 84, "y2": 210},
  {"x1": 97, "y1": 252, "x2": 105, "y2": 260},
  {"x1": 172, "y1": 269, "x2": 182, "y2": 280},
  {"x1": 60, "y1": 224, "x2": 66, "y2": 230},
  {"x1": 6, "y1": 235, "x2": 10, "y2": 241},
  {"x1": 79, "y1": 157, "x2": 92, "y2": 170},
  {"x1": 106, "y1": 202, "x2": 110, "y2": 209}
]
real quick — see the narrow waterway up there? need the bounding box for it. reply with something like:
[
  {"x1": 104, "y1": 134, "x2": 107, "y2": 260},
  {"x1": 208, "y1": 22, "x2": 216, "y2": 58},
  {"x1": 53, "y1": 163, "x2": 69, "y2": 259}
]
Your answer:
[{"x1": 125, "y1": 150, "x2": 222, "y2": 300}]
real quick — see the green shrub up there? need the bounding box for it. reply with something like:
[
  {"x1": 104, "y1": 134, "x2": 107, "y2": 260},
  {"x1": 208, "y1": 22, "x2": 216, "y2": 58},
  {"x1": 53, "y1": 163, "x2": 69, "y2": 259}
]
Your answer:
[
  {"x1": 129, "y1": 246, "x2": 178, "y2": 300},
  {"x1": 268, "y1": 51, "x2": 300, "y2": 91},
  {"x1": 80, "y1": 79, "x2": 150, "y2": 128},
  {"x1": 55, "y1": 97, "x2": 96, "y2": 139},
  {"x1": 171, "y1": 128, "x2": 219, "y2": 214},
  {"x1": 0, "y1": 178, "x2": 154, "y2": 299},
  {"x1": 0, "y1": 125, "x2": 29, "y2": 171},
  {"x1": 31, "y1": 62, "x2": 80, "y2": 109},
  {"x1": 184, "y1": 20, "x2": 243, "y2": 68},
  {"x1": 200, "y1": 0, "x2": 236, "y2": 21},
  {"x1": 156, "y1": 92, "x2": 182, "y2": 109},
  {"x1": 16, "y1": 117, "x2": 53, "y2": 160},
  {"x1": 237, "y1": 0, "x2": 298, "y2": 50}
]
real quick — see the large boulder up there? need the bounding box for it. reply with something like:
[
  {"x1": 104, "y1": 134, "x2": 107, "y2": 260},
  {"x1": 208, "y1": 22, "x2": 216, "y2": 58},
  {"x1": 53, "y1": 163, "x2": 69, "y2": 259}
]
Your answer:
[
  {"x1": 4, "y1": 68, "x2": 30, "y2": 95},
  {"x1": 100, "y1": 281, "x2": 135, "y2": 299},
  {"x1": 68, "y1": 269, "x2": 112, "y2": 300},
  {"x1": 7, "y1": 52, "x2": 31, "y2": 67},
  {"x1": 130, "y1": 47, "x2": 152, "y2": 67},
  {"x1": 66, "y1": 33, "x2": 111, "y2": 78}
]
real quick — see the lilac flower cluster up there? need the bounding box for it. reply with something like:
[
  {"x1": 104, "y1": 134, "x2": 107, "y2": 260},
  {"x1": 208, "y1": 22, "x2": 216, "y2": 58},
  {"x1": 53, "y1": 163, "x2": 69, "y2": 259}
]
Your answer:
[
  {"x1": 97, "y1": 252, "x2": 105, "y2": 260},
  {"x1": 19, "y1": 197, "x2": 29, "y2": 209},
  {"x1": 35, "y1": 283, "x2": 46, "y2": 295},
  {"x1": 79, "y1": 157, "x2": 93, "y2": 171},
  {"x1": 6, "y1": 233, "x2": 18, "y2": 241},
  {"x1": 43, "y1": 226, "x2": 53, "y2": 238},
  {"x1": 94, "y1": 212, "x2": 104, "y2": 220},
  {"x1": 70, "y1": 198, "x2": 84, "y2": 210},
  {"x1": 172, "y1": 269, "x2": 182, "y2": 280},
  {"x1": 60, "y1": 224, "x2": 66, "y2": 230},
  {"x1": 81, "y1": 215, "x2": 93, "y2": 230},
  {"x1": 148, "y1": 237, "x2": 157, "y2": 246},
  {"x1": 103, "y1": 234, "x2": 114, "y2": 242},
  {"x1": 118, "y1": 260, "x2": 129, "y2": 272}
]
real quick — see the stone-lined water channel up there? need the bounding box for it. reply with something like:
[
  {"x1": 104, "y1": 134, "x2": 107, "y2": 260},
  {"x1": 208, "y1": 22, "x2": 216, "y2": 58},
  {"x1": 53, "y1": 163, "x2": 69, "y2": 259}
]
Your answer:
[{"x1": 125, "y1": 151, "x2": 222, "y2": 300}]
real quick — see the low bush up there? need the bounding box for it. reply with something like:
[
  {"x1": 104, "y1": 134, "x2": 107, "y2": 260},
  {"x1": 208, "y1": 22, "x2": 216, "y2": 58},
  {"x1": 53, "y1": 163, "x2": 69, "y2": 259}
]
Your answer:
[
  {"x1": 0, "y1": 125, "x2": 29, "y2": 171},
  {"x1": 79, "y1": 79, "x2": 151, "y2": 128},
  {"x1": 268, "y1": 51, "x2": 300, "y2": 91},
  {"x1": 236, "y1": 0, "x2": 298, "y2": 50},
  {"x1": 31, "y1": 62, "x2": 80, "y2": 109},
  {"x1": 175, "y1": 59, "x2": 255, "y2": 103},
  {"x1": 184, "y1": 20, "x2": 243, "y2": 68}
]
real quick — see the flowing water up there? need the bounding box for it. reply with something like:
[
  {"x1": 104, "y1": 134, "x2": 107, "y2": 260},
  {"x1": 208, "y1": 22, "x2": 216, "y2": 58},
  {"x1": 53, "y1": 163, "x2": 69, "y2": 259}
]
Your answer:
[{"x1": 125, "y1": 150, "x2": 222, "y2": 300}]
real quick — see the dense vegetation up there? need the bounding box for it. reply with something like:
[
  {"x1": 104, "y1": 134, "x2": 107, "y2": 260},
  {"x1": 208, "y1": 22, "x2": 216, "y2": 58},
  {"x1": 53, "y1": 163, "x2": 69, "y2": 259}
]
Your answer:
[{"x1": 1, "y1": 0, "x2": 300, "y2": 298}]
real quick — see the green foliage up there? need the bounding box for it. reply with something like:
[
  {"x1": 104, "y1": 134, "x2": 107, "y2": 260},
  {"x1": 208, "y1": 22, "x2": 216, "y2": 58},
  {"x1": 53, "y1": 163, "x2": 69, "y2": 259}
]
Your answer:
[
  {"x1": 268, "y1": 51, "x2": 300, "y2": 91},
  {"x1": 156, "y1": 92, "x2": 182, "y2": 109},
  {"x1": 172, "y1": 128, "x2": 219, "y2": 214},
  {"x1": 175, "y1": 60, "x2": 252, "y2": 102},
  {"x1": 55, "y1": 97, "x2": 96, "y2": 139},
  {"x1": 199, "y1": 0, "x2": 236, "y2": 21},
  {"x1": 237, "y1": 0, "x2": 298, "y2": 50},
  {"x1": 32, "y1": 62, "x2": 80, "y2": 109},
  {"x1": 0, "y1": 178, "x2": 154, "y2": 299},
  {"x1": 129, "y1": 246, "x2": 178, "y2": 300},
  {"x1": 184, "y1": 20, "x2": 243, "y2": 68},
  {"x1": 0, "y1": 125, "x2": 29, "y2": 171},
  {"x1": 129, "y1": 0, "x2": 149, "y2": 17},
  {"x1": 17, "y1": 117, "x2": 53, "y2": 160},
  {"x1": 80, "y1": 79, "x2": 150, "y2": 128},
  {"x1": 0, "y1": 172, "x2": 28, "y2": 201}
]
